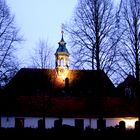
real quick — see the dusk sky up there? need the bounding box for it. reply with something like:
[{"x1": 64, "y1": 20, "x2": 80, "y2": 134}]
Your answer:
[
  {"x1": 7, "y1": 0, "x2": 77, "y2": 67},
  {"x1": 7, "y1": 0, "x2": 120, "y2": 67}
]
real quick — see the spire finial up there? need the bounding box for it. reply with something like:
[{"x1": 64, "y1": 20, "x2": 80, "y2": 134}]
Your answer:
[
  {"x1": 61, "y1": 23, "x2": 64, "y2": 41},
  {"x1": 61, "y1": 30, "x2": 64, "y2": 35},
  {"x1": 61, "y1": 23, "x2": 64, "y2": 33}
]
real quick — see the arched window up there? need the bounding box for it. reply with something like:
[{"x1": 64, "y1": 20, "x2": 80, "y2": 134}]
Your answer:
[{"x1": 61, "y1": 58, "x2": 64, "y2": 66}]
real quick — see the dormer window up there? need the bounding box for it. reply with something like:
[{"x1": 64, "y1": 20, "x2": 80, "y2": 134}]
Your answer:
[
  {"x1": 125, "y1": 86, "x2": 135, "y2": 98},
  {"x1": 125, "y1": 87, "x2": 131, "y2": 97}
]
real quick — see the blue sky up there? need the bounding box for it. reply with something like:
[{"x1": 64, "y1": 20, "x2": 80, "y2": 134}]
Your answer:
[
  {"x1": 7, "y1": 0, "x2": 77, "y2": 67},
  {"x1": 7, "y1": 0, "x2": 119, "y2": 67}
]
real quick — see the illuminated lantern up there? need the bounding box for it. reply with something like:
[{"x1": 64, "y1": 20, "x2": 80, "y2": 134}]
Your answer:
[{"x1": 55, "y1": 30, "x2": 70, "y2": 79}]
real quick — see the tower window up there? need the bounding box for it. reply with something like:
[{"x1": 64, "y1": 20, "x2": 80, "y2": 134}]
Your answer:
[{"x1": 61, "y1": 59, "x2": 64, "y2": 66}]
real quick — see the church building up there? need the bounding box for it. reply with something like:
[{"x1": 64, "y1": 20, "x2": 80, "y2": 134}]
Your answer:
[{"x1": 0, "y1": 31, "x2": 138, "y2": 129}]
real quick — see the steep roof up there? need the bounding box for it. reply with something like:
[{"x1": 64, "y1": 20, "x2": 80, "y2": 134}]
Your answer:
[
  {"x1": 118, "y1": 75, "x2": 137, "y2": 87},
  {"x1": 55, "y1": 31, "x2": 69, "y2": 55},
  {"x1": 116, "y1": 75, "x2": 137, "y2": 96},
  {"x1": 1, "y1": 68, "x2": 138, "y2": 118},
  {"x1": 3, "y1": 68, "x2": 115, "y2": 96}
]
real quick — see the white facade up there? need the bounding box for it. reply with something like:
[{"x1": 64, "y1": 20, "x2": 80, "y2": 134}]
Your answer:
[{"x1": 0, "y1": 116, "x2": 138, "y2": 129}]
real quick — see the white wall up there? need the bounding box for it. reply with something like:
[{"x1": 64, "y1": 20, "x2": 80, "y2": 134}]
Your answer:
[
  {"x1": 24, "y1": 117, "x2": 42, "y2": 128},
  {"x1": 1, "y1": 117, "x2": 59, "y2": 128},
  {"x1": 84, "y1": 119, "x2": 97, "y2": 129},
  {"x1": 0, "y1": 117, "x2": 138, "y2": 129},
  {"x1": 45, "y1": 118, "x2": 58, "y2": 128},
  {"x1": 62, "y1": 118, "x2": 75, "y2": 127},
  {"x1": 19, "y1": 117, "x2": 58, "y2": 128},
  {"x1": 106, "y1": 118, "x2": 120, "y2": 127},
  {"x1": 1, "y1": 117, "x2": 15, "y2": 128}
]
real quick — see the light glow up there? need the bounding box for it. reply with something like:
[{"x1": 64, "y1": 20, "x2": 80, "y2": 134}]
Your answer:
[
  {"x1": 60, "y1": 71, "x2": 68, "y2": 80},
  {"x1": 122, "y1": 117, "x2": 138, "y2": 129},
  {"x1": 58, "y1": 69, "x2": 69, "y2": 80}
]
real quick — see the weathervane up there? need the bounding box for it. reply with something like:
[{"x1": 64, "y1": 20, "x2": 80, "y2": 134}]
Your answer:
[{"x1": 61, "y1": 23, "x2": 64, "y2": 34}]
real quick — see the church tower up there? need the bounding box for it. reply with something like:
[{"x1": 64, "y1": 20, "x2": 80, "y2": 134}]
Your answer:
[{"x1": 55, "y1": 31, "x2": 70, "y2": 78}]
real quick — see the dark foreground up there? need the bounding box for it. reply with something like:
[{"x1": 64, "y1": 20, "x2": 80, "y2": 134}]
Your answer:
[{"x1": 0, "y1": 126, "x2": 140, "y2": 140}]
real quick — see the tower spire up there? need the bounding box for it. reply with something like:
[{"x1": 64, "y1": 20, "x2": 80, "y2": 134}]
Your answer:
[
  {"x1": 61, "y1": 24, "x2": 64, "y2": 42},
  {"x1": 55, "y1": 28, "x2": 70, "y2": 77},
  {"x1": 61, "y1": 30, "x2": 64, "y2": 42}
]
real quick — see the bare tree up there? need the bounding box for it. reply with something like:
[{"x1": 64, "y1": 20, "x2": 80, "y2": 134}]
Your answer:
[
  {"x1": 118, "y1": 0, "x2": 140, "y2": 121},
  {"x1": 64, "y1": 0, "x2": 122, "y2": 125},
  {"x1": 31, "y1": 39, "x2": 53, "y2": 69},
  {"x1": 64, "y1": 0, "x2": 120, "y2": 80},
  {"x1": 118, "y1": 0, "x2": 140, "y2": 82},
  {"x1": 0, "y1": 0, "x2": 22, "y2": 87}
]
